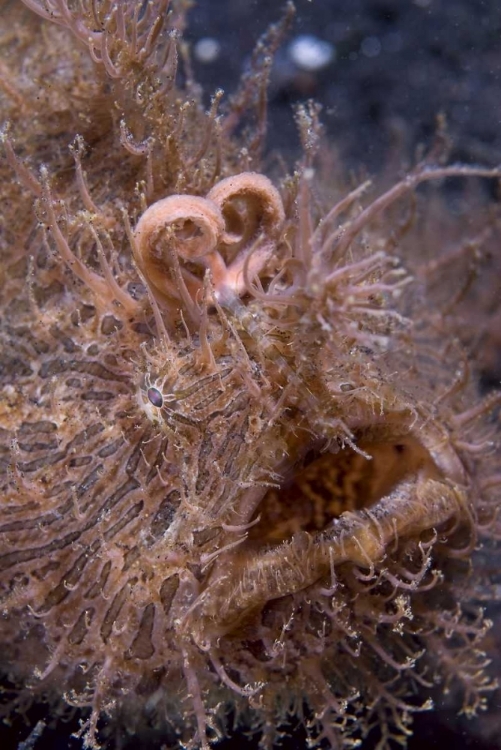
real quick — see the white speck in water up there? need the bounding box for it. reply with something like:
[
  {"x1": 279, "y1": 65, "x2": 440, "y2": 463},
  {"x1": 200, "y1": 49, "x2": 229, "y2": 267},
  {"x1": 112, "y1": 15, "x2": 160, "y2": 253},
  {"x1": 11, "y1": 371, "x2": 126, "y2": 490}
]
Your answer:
[
  {"x1": 194, "y1": 37, "x2": 221, "y2": 64},
  {"x1": 360, "y1": 36, "x2": 382, "y2": 58},
  {"x1": 288, "y1": 35, "x2": 335, "y2": 72}
]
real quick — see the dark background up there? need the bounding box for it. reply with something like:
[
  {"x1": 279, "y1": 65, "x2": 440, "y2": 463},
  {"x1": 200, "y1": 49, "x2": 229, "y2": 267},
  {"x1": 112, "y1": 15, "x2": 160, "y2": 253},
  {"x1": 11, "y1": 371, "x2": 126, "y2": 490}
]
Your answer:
[
  {"x1": 4, "y1": 1, "x2": 501, "y2": 749},
  {"x1": 186, "y1": 0, "x2": 501, "y2": 172}
]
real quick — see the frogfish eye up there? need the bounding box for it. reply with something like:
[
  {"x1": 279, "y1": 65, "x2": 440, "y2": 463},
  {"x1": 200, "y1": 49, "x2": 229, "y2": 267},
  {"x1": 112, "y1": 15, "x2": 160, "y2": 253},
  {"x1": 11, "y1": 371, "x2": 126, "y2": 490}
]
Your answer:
[{"x1": 147, "y1": 387, "x2": 164, "y2": 408}]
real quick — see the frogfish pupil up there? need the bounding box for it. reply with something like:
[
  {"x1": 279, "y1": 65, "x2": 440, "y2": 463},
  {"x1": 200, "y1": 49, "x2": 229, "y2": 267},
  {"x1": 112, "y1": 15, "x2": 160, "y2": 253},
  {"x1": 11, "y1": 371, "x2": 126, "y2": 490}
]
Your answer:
[{"x1": 147, "y1": 387, "x2": 164, "y2": 408}]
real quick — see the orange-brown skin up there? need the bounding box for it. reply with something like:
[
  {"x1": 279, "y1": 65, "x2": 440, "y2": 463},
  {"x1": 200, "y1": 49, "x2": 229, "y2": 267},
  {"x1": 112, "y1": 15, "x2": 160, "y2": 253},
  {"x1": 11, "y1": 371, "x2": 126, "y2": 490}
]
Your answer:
[{"x1": 1, "y1": 2, "x2": 501, "y2": 749}]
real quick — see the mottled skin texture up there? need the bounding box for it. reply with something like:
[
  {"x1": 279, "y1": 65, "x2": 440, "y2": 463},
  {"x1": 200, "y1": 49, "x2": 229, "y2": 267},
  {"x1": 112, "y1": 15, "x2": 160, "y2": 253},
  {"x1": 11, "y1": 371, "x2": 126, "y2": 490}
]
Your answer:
[{"x1": 1, "y1": 2, "x2": 501, "y2": 749}]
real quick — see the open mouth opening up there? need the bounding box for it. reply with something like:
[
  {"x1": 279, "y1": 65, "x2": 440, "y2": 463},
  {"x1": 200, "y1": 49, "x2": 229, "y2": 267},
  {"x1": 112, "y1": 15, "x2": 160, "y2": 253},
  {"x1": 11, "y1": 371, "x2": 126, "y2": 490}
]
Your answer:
[
  {"x1": 190, "y1": 429, "x2": 465, "y2": 641},
  {"x1": 248, "y1": 435, "x2": 438, "y2": 546}
]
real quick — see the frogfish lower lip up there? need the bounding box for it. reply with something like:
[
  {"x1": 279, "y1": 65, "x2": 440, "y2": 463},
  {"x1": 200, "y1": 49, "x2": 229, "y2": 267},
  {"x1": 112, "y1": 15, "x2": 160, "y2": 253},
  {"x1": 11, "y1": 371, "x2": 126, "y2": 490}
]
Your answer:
[{"x1": 185, "y1": 471, "x2": 467, "y2": 645}]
